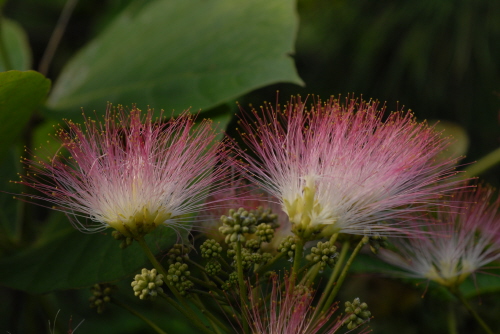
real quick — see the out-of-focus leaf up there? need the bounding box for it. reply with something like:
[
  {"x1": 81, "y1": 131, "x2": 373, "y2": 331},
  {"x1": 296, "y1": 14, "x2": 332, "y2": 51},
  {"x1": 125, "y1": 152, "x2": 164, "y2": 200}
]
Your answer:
[
  {"x1": 0, "y1": 217, "x2": 184, "y2": 293},
  {"x1": 431, "y1": 120, "x2": 470, "y2": 159},
  {"x1": 0, "y1": 71, "x2": 51, "y2": 160},
  {"x1": 0, "y1": 147, "x2": 22, "y2": 247},
  {"x1": 460, "y1": 269, "x2": 500, "y2": 298},
  {"x1": 47, "y1": 0, "x2": 302, "y2": 119},
  {"x1": 0, "y1": 18, "x2": 32, "y2": 71}
]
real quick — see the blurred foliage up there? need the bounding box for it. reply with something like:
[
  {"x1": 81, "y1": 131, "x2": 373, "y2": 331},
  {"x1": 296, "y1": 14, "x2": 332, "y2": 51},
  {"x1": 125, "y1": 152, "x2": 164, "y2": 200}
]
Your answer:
[{"x1": 1, "y1": 0, "x2": 500, "y2": 333}]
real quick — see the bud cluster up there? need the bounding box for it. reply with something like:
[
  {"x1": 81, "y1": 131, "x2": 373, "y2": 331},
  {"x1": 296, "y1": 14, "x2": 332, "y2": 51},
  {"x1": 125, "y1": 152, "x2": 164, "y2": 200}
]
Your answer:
[
  {"x1": 166, "y1": 262, "x2": 193, "y2": 296},
  {"x1": 368, "y1": 235, "x2": 389, "y2": 254},
  {"x1": 222, "y1": 272, "x2": 239, "y2": 290},
  {"x1": 112, "y1": 230, "x2": 133, "y2": 249},
  {"x1": 305, "y1": 241, "x2": 338, "y2": 272},
  {"x1": 255, "y1": 223, "x2": 274, "y2": 242},
  {"x1": 131, "y1": 268, "x2": 164, "y2": 300},
  {"x1": 279, "y1": 236, "x2": 297, "y2": 259},
  {"x1": 201, "y1": 239, "x2": 223, "y2": 258},
  {"x1": 205, "y1": 260, "x2": 222, "y2": 276},
  {"x1": 219, "y1": 208, "x2": 258, "y2": 243},
  {"x1": 252, "y1": 206, "x2": 279, "y2": 229},
  {"x1": 89, "y1": 284, "x2": 113, "y2": 314},
  {"x1": 344, "y1": 298, "x2": 371, "y2": 330}
]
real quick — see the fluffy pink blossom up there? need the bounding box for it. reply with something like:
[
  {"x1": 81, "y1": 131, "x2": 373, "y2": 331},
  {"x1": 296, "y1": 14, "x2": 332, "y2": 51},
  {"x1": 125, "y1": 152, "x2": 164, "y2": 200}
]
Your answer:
[
  {"x1": 379, "y1": 185, "x2": 500, "y2": 288},
  {"x1": 236, "y1": 95, "x2": 463, "y2": 238},
  {"x1": 244, "y1": 274, "x2": 370, "y2": 334},
  {"x1": 17, "y1": 105, "x2": 234, "y2": 237}
]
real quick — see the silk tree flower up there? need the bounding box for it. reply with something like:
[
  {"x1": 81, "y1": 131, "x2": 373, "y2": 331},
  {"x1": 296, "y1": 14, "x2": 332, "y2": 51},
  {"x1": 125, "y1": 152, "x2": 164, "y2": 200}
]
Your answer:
[
  {"x1": 236, "y1": 95, "x2": 462, "y2": 239},
  {"x1": 16, "y1": 105, "x2": 235, "y2": 239},
  {"x1": 379, "y1": 185, "x2": 500, "y2": 288},
  {"x1": 244, "y1": 274, "x2": 370, "y2": 334}
]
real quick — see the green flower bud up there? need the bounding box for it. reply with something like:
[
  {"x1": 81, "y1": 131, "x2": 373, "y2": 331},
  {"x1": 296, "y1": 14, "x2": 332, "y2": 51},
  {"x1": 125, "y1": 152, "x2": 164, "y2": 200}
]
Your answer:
[
  {"x1": 201, "y1": 239, "x2": 223, "y2": 258},
  {"x1": 305, "y1": 241, "x2": 338, "y2": 272},
  {"x1": 131, "y1": 268, "x2": 164, "y2": 300},
  {"x1": 279, "y1": 236, "x2": 297, "y2": 259},
  {"x1": 219, "y1": 208, "x2": 257, "y2": 245},
  {"x1": 205, "y1": 260, "x2": 222, "y2": 276},
  {"x1": 89, "y1": 283, "x2": 114, "y2": 314},
  {"x1": 166, "y1": 262, "x2": 193, "y2": 295},
  {"x1": 255, "y1": 223, "x2": 274, "y2": 243},
  {"x1": 166, "y1": 244, "x2": 191, "y2": 265},
  {"x1": 344, "y1": 298, "x2": 371, "y2": 329}
]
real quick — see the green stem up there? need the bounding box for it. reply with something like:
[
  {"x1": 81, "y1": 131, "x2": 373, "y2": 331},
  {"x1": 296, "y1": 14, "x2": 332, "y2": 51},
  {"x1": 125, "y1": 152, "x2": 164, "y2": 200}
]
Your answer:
[
  {"x1": 464, "y1": 146, "x2": 500, "y2": 177},
  {"x1": 218, "y1": 256, "x2": 233, "y2": 272},
  {"x1": 300, "y1": 262, "x2": 321, "y2": 287},
  {"x1": 291, "y1": 237, "x2": 305, "y2": 284},
  {"x1": 186, "y1": 258, "x2": 226, "y2": 285},
  {"x1": 38, "y1": 0, "x2": 79, "y2": 75},
  {"x1": 329, "y1": 233, "x2": 339, "y2": 245},
  {"x1": 322, "y1": 237, "x2": 368, "y2": 312},
  {"x1": 453, "y1": 290, "x2": 494, "y2": 334},
  {"x1": 191, "y1": 294, "x2": 230, "y2": 334},
  {"x1": 447, "y1": 301, "x2": 458, "y2": 334},
  {"x1": 135, "y1": 237, "x2": 169, "y2": 277},
  {"x1": 187, "y1": 275, "x2": 225, "y2": 297},
  {"x1": 189, "y1": 289, "x2": 226, "y2": 302},
  {"x1": 136, "y1": 237, "x2": 213, "y2": 334},
  {"x1": 254, "y1": 251, "x2": 285, "y2": 275},
  {"x1": 112, "y1": 299, "x2": 168, "y2": 334},
  {"x1": 235, "y1": 240, "x2": 249, "y2": 333},
  {"x1": 312, "y1": 240, "x2": 350, "y2": 321}
]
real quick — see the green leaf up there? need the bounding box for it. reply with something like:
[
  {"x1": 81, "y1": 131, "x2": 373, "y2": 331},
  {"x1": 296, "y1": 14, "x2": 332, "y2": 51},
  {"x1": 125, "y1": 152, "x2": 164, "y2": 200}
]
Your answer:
[
  {"x1": 460, "y1": 269, "x2": 500, "y2": 299},
  {"x1": 47, "y1": 0, "x2": 302, "y2": 118},
  {"x1": 0, "y1": 18, "x2": 32, "y2": 71},
  {"x1": 0, "y1": 70, "x2": 51, "y2": 160},
  {"x1": 0, "y1": 217, "x2": 184, "y2": 293}
]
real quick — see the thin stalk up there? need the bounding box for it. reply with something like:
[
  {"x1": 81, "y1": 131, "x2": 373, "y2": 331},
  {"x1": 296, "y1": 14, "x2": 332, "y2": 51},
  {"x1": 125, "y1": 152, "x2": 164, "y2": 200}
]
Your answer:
[
  {"x1": 135, "y1": 237, "x2": 169, "y2": 278},
  {"x1": 219, "y1": 256, "x2": 233, "y2": 272},
  {"x1": 189, "y1": 289, "x2": 226, "y2": 302},
  {"x1": 322, "y1": 237, "x2": 368, "y2": 312},
  {"x1": 254, "y1": 251, "x2": 285, "y2": 275},
  {"x1": 291, "y1": 237, "x2": 305, "y2": 284},
  {"x1": 453, "y1": 290, "x2": 494, "y2": 334},
  {"x1": 300, "y1": 262, "x2": 321, "y2": 287},
  {"x1": 188, "y1": 275, "x2": 224, "y2": 295},
  {"x1": 136, "y1": 237, "x2": 213, "y2": 334},
  {"x1": 312, "y1": 240, "x2": 350, "y2": 321},
  {"x1": 185, "y1": 258, "x2": 226, "y2": 285},
  {"x1": 463, "y1": 146, "x2": 500, "y2": 177},
  {"x1": 447, "y1": 301, "x2": 458, "y2": 334},
  {"x1": 191, "y1": 294, "x2": 230, "y2": 334},
  {"x1": 235, "y1": 240, "x2": 249, "y2": 333},
  {"x1": 112, "y1": 299, "x2": 168, "y2": 334},
  {"x1": 38, "y1": 0, "x2": 79, "y2": 75}
]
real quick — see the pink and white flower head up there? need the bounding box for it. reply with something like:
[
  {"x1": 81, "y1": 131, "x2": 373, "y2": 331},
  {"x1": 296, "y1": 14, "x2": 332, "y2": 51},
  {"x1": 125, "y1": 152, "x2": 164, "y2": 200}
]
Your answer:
[
  {"x1": 379, "y1": 185, "x2": 500, "y2": 288},
  {"x1": 237, "y1": 95, "x2": 462, "y2": 240},
  {"x1": 244, "y1": 274, "x2": 370, "y2": 334},
  {"x1": 17, "y1": 105, "x2": 234, "y2": 239}
]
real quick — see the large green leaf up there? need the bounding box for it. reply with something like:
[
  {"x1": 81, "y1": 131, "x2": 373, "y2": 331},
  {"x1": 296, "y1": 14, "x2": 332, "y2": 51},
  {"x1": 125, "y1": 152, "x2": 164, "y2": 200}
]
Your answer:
[
  {"x1": 0, "y1": 18, "x2": 32, "y2": 71},
  {"x1": 0, "y1": 71, "x2": 51, "y2": 160},
  {"x1": 47, "y1": 0, "x2": 303, "y2": 118},
  {"x1": 0, "y1": 215, "x2": 183, "y2": 294}
]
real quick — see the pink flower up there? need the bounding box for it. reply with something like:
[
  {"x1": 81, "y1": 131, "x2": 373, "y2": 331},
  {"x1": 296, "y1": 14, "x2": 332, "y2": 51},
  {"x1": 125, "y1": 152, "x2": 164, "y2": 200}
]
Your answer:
[
  {"x1": 244, "y1": 274, "x2": 370, "y2": 334},
  {"x1": 236, "y1": 95, "x2": 462, "y2": 238},
  {"x1": 379, "y1": 185, "x2": 500, "y2": 288},
  {"x1": 17, "y1": 105, "x2": 234, "y2": 238}
]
